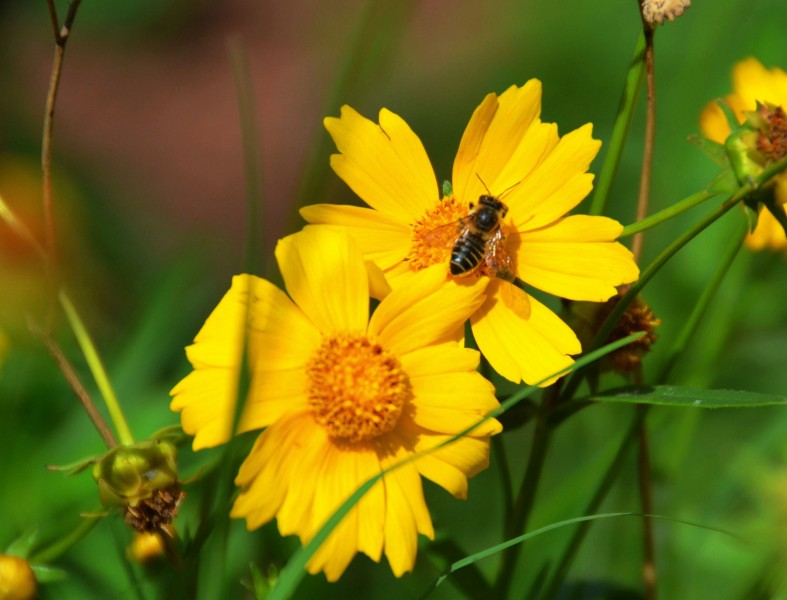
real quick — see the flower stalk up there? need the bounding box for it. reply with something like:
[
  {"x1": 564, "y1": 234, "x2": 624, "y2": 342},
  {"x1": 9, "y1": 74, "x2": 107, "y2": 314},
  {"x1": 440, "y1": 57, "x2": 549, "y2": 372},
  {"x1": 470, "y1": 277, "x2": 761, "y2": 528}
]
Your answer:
[{"x1": 59, "y1": 290, "x2": 134, "y2": 446}]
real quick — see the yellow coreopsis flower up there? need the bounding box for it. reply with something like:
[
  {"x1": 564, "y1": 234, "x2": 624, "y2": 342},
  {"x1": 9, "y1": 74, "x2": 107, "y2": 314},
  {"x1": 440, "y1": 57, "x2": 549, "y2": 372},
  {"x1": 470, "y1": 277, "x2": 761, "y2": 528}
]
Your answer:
[
  {"x1": 301, "y1": 80, "x2": 639, "y2": 384},
  {"x1": 170, "y1": 228, "x2": 501, "y2": 581},
  {"x1": 700, "y1": 57, "x2": 787, "y2": 251}
]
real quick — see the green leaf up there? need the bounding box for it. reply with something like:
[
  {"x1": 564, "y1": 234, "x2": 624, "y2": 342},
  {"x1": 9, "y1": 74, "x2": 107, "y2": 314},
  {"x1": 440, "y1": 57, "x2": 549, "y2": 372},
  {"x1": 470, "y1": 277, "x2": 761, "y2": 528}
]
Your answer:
[
  {"x1": 5, "y1": 527, "x2": 39, "y2": 558},
  {"x1": 585, "y1": 385, "x2": 787, "y2": 408},
  {"x1": 46, "y1": 453, "x2": 103, "y2": 475},
  {"x1": 688, "y1": 134, "x2": 728, "y2": 168},
  {"x1": 420, "y1": 512, "x2": 738, "y2": 596},
  {"x1": 31, "y1": 564, "x2": 69, "y2": 583}
]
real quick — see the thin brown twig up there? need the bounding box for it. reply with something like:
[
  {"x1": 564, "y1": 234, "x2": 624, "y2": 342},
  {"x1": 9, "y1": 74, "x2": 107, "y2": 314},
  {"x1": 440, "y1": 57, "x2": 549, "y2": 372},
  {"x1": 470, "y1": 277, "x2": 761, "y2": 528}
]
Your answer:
[
  {"x1": 31, "y1": 322, "x2": 117, "y2": 449},
  {"x1": 42, "y1": 0, "x2": 83, "y2": 266},
  {"x1": 46, "y1": 0, "x2": 60, "y2": 40},
  {"x1": 38, "y1": 0, "x2": 115, "y2": 450},
  {"x1": 634, "y1": 5, "x2": 657, "y2": 599},
  {"x1": 632, "y1": 21, "x2": 656, "y2": 263},
  {"x1": 635, "y1": 377, "x2": 657, "y2": 600}
]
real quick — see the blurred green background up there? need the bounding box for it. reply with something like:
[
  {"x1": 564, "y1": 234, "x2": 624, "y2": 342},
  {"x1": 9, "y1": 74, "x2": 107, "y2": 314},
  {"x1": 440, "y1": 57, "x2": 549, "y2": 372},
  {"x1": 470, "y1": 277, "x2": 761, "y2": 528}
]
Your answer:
[{"x1": 2, "y1": 0, "x2": 787, "y2": 598}]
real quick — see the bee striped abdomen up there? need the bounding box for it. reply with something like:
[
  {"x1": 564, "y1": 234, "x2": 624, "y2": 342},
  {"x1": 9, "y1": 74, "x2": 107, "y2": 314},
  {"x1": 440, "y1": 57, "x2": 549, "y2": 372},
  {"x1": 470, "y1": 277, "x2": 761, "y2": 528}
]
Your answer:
[{"x1": 450, "y1": 232, "x2": 487, "y2": 275}]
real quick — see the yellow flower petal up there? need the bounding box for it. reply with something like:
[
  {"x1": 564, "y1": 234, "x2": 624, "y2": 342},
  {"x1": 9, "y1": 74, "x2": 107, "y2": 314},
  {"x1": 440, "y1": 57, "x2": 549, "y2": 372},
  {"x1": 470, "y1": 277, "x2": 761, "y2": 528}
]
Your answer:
[
  {"x1": 493, "y1": 120, "x2": 560, "y2": 201},
  {"x1": 508, "y1": 124, "x2": 601, "y2": 230},
  {"x1": 746, "y1": 205, "x2": 787, "y2": 251},
  {"x1": 368, "y1": 266, "x2": 488, "y2": 355},
  {"x1": 733, "y1": 57, "x2": 787, "y2": 109},
  {"x1": 170, "y1": 368, "x2": 238, "y2": 449},
  {"x1": 231, "y1": 410, "x2": 318, "y2": 530},
  {"x1": 409, "y1": 373, "x2": 500, "y2": 436},
  {"x1": 402, "y1": 423, "x2": 496, "y2": 497},
  {"x1": 241, "y1": 369, "x2": 308, "y2": 432},
  {"x1": 517, "y1": 215, "x2": 639, "y2": 301},
  {"x1": 399, "y1": 343, "x2": 479, "y2": 377},
  {"x1": 379, "y1": 452, "x2": 434, "y2": 577},
  {"x1": 170, "y1": 275, "x2": 319, "y2": 449},
  {"x1": 471, "y1": 291, "x2": 580, "y2": 384},
  {"x1": 364, "y1": 259, "x2": 392, "y2": 300},
  {"x1": 326, "y1": 106, "x2": 439, "y2": 219},
  {"x1": 299, "y1": 205, "x2": 411, "y2": 271},
  {"x1": 453, "y1": 81, "x2": 542, "y2": 203},
  {"x1": 276, "y1": 228, "x2": 369, "y2": 333}
]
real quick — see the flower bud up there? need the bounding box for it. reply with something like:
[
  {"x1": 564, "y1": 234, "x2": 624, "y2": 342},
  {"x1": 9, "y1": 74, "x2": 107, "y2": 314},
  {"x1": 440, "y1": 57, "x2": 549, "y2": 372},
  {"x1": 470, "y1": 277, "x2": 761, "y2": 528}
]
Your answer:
[
  {"x1": 92, "y1": 440, "x2": 183, "y2": 534},
  {"x1": 0, "y1": 554, "x2": 37, "y2": 600},
  {"x1": 726, "y1": 103, "x2": 787, "y2": 187}
]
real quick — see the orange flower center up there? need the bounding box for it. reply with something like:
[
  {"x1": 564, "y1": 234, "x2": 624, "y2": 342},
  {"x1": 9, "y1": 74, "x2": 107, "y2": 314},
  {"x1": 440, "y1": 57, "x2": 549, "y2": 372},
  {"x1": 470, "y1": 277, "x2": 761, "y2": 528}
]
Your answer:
[
  {"x1": 305, "y1": 332, "x2": 410, "y2": 442},
  {"x1": 406, "y1": 196, "x2": 467, "y2": 272}
]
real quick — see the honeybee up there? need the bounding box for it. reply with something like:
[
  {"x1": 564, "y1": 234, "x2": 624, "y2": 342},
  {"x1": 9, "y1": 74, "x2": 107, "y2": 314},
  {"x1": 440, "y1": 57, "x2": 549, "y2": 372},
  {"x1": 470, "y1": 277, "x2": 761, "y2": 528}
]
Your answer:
[{"x1": 424, "y1": 194, "x2": 515, "y2": 281}]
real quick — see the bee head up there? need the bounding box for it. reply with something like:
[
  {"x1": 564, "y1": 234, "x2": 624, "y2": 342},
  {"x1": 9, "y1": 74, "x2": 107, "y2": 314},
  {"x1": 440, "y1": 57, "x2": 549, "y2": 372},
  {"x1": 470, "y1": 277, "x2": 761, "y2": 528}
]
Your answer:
[{"x1": 478, "y1": 195, "x2": 508, "y2": 216}]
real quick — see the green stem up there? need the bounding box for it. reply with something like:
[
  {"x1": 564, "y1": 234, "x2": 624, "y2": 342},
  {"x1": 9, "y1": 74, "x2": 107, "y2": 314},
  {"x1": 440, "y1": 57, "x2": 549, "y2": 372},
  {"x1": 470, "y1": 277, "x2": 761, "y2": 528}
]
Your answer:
[
  {"x1": 658, "y1": 219, "x2": 747, "y2": 382},
  {"x1": 589, "y1": 31, "x2": 646, "y2": 216},
  {"x1": 492, "y1": 436, "x2": 514, "y2": 526},
  {"x1": 620, "y1": 189, "x2": 717, "y2": 238},
  {"x1": 59, "y1": 290, "x2": 134, "y2": 446},
  {"x1": 29, "y1": 513, "x2": 101, "y2": 564},
  {"x1": 494, "y1": 387, "x2": 558, "y2": 597}
]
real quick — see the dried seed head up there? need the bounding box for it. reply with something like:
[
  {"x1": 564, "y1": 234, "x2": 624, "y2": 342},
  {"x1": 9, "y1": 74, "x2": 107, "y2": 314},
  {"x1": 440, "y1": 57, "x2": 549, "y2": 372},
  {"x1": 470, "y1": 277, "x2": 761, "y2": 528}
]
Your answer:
[
  {"x1": 575, "y1": 294, "x2": 661, "y2": 375},
  {"x1": 123, "y1": 485, "x2": 184, "y2": 536},
  {"x1": 641, "y1": 0, "x2": 691, "y2": 26},
  {"x1": 602, "y1": 295, "x2": 661, "y2": 373}
]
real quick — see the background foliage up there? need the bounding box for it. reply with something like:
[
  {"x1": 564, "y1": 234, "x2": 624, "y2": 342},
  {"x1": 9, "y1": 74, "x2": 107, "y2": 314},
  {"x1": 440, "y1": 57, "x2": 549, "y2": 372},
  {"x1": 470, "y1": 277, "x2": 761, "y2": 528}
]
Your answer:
[{"x1": 1, "y1": 0, "x2": 787, "y2": 598}]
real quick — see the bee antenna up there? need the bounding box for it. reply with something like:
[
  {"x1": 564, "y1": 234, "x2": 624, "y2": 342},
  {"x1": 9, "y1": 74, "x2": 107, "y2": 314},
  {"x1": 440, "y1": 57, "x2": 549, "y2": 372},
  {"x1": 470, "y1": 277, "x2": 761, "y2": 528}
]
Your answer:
[
  {"x1": 498, "y1": 180, "x2": 522, "y2": 199},
  {"x1": 475, "y1": 173, "x2": 492, "y2": 195}
]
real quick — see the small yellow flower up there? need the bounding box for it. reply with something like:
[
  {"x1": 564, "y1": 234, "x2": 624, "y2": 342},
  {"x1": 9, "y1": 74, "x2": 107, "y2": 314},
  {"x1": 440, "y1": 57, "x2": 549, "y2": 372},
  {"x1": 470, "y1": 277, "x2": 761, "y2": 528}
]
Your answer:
[
  {"x1": 0, "y1": 554, "x2": 37, "y2": 600},
  {"x1": 127, "y1": 532, "x2": 167, "y2": 565},
  {"x1": 170, "y1": 228, "x2": 501, "y2": 580},
  {"x1": 301, "y1": 80, "x2": 639, "y2": 384},
  {"x1": 700, "y1": 58, "x2": 787, "y2": 251}
]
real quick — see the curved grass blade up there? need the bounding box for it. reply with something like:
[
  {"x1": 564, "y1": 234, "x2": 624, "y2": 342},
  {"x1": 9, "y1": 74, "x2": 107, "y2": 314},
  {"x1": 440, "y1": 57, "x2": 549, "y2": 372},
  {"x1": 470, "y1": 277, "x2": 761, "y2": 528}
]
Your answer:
[
  {"x1": 420, "y1": 512, "x2": 738, "y2": 597},
  {"x1": 584, "y1": 385, "x2": 787, "y2": 409}
]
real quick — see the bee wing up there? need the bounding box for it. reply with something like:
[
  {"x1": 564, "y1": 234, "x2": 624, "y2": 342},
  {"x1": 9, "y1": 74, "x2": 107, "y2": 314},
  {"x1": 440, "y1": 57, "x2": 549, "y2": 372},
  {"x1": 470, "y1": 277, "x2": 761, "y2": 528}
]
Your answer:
[
  {"x1": 422, "y1": 217, "x2": 467, "y2": 249},
  {"x1": 485, "y1": 228, "x2": 515, "y2": 281}
]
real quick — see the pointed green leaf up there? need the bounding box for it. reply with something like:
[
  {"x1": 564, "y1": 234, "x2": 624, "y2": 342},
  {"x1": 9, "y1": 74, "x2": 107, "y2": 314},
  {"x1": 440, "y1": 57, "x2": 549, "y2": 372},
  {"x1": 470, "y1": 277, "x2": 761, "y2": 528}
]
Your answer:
[
  {"x1": 31, "y1": 564, "x2": 69, "y2": 583},
  {"x1": 586, "y1": 385, "x2": 787, "y2": 408},
  {"x1": 688, "y1": 134, "x2": 728, "y2": 168}
]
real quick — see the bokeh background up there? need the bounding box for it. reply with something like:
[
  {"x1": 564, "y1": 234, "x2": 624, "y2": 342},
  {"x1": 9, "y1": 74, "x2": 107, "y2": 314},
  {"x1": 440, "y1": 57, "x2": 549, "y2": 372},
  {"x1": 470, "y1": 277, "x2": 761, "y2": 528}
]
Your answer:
[{"x1": 2, "y1": 0, "x2": 787, "y2": 598}]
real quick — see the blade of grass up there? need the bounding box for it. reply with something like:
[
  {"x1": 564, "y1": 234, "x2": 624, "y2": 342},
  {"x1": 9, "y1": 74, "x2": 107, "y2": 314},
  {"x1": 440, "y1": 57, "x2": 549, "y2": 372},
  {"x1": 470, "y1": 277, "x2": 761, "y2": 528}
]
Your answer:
[{"x1": 423, "y1": 512, "x2": 738, "y2": 597}]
